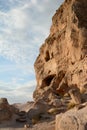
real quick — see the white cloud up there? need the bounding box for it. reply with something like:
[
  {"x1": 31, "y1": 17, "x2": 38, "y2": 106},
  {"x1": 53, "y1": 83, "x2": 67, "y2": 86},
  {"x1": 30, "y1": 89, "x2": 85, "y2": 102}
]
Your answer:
[
  {"x1": 9, "y1": 9, "x2": 28, "y2": 29},
  {"x1": 31, "y1": 0, "x2": 37, "y2": 4}
]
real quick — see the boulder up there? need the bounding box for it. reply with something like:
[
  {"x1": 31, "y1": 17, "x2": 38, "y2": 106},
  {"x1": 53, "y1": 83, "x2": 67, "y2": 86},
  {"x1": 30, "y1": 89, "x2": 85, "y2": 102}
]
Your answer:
[
  {"x1": 27, "y1": 99, "x2": 49, "y2": 121},
  {"x1": 56, "y1": 105, "x2": 87, "y2": 130}
]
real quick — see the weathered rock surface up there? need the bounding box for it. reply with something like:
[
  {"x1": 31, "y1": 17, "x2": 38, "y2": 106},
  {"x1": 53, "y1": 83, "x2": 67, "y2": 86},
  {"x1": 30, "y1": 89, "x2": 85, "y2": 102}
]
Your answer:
[
  {"x1": 32, "y1": 0, "x2": 87, "y2": 129},
  {"x1": 0, "y1": 98, "x2": 12, "y2": 121},
  {"x1": 27, "y1": 99, "x2": 49, "y2": 121},
  {"x1": 33, "y1": 0, "x2": 87, "y2": 106},
  {"x1": 56, "y1": 104, "x2": 87, "y2": 130}
]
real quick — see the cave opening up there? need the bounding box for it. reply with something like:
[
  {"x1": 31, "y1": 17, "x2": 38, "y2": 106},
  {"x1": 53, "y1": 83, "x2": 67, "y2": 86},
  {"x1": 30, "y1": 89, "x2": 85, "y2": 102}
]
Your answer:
[{"x1": 42, "y1": 74, "x2": 56, "y2": 87}]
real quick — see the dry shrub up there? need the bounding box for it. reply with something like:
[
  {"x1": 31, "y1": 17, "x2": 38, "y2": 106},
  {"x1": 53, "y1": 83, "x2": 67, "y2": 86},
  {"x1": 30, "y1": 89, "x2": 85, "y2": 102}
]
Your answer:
[{"x1": 67, "y1": 102, "x2": 76, "y2": 110}]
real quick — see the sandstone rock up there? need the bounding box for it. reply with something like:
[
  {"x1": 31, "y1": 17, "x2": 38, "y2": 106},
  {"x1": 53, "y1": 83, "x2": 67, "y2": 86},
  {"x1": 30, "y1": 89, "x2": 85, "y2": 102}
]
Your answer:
[
  {"x1": 0, "y1": 98, "x2": 9, "y2": 107},
  {"x1": 55, "y1": 105, "x2": 87, "y2": 130},
  {"x1": 34, "y1": 0, "x2": 87, "y2": 105},
  {"x1": 47, "y1": 107, "x2": 66, "y2": 115},
  {"x1": 33, "y1": 99, "x2": 49, "y2": 110},
  {"x1": 27, "y1": 108, "x2": 41, "y2": 122},
  {"x1": 16, "y1": 118, "x2": 27, "y2": 122},
  {"x1": 69, "y1": 88, "x2": 82, "y2": 104},
  {"x1": 0, "y1": 98, "x2": 12, "y2": 121},
  {"x1": 50, "y1": 99, "x2": 62, "y2": 107},
  {"x1": 27, "y1": 99, "x2": 49, "y2": 121},
  {"x1": 18, "y1": 111, "x2": 26, "y2": 116}
]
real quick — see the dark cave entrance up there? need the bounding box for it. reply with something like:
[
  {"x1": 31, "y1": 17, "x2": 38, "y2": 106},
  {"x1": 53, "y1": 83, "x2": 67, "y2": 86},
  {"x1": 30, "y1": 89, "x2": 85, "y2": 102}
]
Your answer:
[{"x1": 42, "y1": 74, "x2": 56, "y2": 87}]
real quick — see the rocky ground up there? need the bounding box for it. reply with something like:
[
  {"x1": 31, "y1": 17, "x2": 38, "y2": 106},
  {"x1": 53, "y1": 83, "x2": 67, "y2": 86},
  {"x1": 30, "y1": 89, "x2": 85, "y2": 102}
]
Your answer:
[
  {"x1": 0, "y1": 94, "x2": 87, "y2": 130},
  {"x1": 0, "y1": 99, "x2": 55, "y2": 130}
]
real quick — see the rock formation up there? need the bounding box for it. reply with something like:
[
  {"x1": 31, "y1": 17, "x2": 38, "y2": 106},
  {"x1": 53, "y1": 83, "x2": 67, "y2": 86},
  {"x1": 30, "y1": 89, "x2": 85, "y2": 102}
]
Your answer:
[
  {"x1": 0, "y1": 98, "x2": 12, "y2": 121},
  {"x1": 27, "y1": 99, "x2": 50, "y2": 123},
  {"x1": 33, "y1": 0, "x2": 87, "y2": 129},
  {"x1": 33, "y1": 0, "x2": 87, "y2": 107},
  {"x1": 56, "y1": 103, "x2": 87, "y2": 130}
]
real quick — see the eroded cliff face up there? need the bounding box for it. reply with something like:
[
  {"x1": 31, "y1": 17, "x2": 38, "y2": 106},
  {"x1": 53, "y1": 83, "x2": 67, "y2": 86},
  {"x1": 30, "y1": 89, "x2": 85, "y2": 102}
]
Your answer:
[{"x1": 33, "y1": 0, "x2": 87, "y2": 105}]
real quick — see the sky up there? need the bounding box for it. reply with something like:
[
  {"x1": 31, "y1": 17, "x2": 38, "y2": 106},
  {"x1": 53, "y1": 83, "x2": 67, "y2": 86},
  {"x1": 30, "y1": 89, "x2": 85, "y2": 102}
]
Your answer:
[{"x1": 0, "y1": 0, "x2": 64, "y2": 104}]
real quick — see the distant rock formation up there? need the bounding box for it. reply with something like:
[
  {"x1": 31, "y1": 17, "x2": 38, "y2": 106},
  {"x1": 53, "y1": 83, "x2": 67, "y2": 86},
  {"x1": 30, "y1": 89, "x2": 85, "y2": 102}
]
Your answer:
[
  {"x1": 33, "y1": 0, "x2": 87, "y2": 106},
  {"x1": 0, "y1": 98, "x2": 12, "y2": 121}
]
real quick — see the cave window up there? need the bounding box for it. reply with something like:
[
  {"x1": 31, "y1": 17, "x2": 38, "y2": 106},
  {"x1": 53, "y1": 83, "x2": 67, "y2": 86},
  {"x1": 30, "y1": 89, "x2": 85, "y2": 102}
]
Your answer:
[{"x1": 45, "y1": 51, "x2": 50, "y2": 62}]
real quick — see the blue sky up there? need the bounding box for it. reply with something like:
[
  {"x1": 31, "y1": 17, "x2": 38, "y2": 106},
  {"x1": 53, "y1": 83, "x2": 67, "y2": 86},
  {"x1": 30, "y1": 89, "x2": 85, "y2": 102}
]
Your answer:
[{"x1": 0, "y1": 0, "x2": 64, "y2": 104}]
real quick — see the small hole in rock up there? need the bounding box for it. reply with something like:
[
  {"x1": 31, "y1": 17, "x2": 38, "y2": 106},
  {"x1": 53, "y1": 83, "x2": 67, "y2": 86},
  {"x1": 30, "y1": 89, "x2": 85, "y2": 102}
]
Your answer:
[{"x1": 45, "y1": 51, "x2": 50, "y2": 62}]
